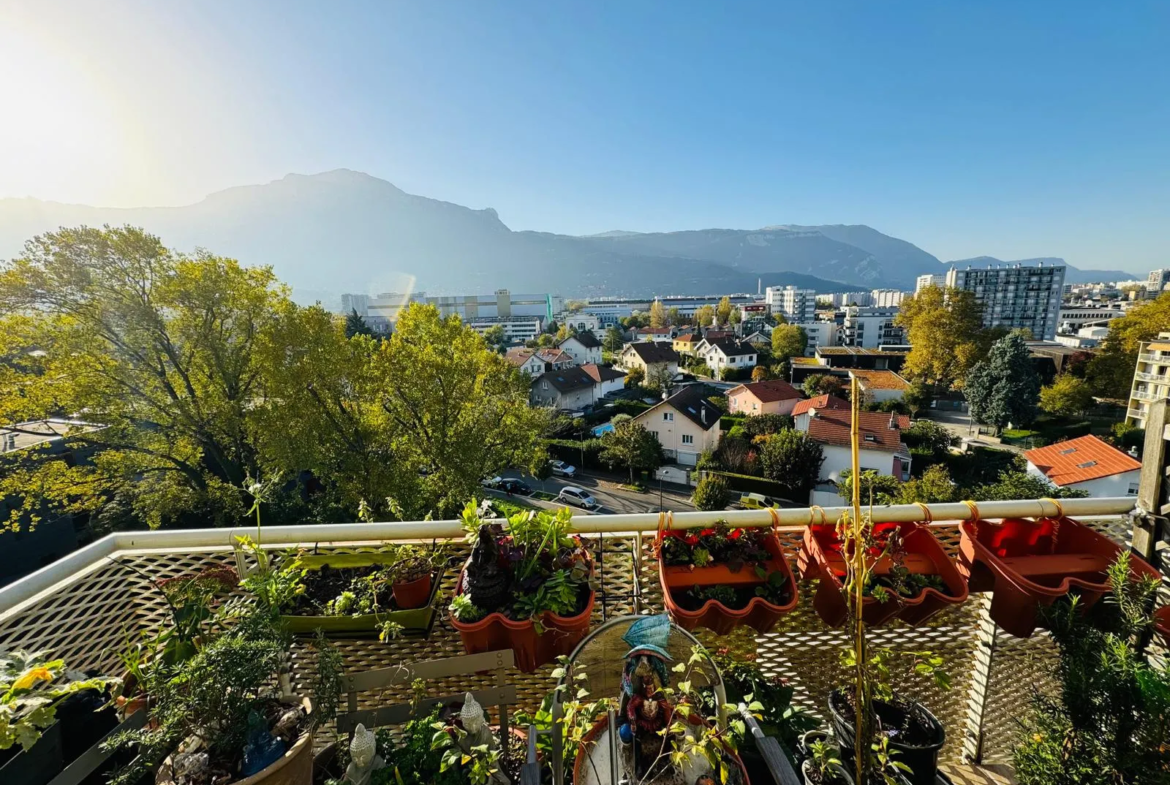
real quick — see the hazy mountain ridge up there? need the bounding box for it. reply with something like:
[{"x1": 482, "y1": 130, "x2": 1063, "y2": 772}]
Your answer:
[{"x1": 0, "y1": 170, "x2": 1139, "y2": 301}]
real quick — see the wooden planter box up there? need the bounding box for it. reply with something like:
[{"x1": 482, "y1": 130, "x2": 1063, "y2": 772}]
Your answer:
[
  {"x1": 660, "y1": 532, "x2": 799, "y2": 635},
  {"x1": 280, "y1": 552, "x2": 444, "y2": 638},
  {"x1": 798, "y1": 521, "x2": 968, "y2": 628},
  {"x1": 958, "y1": 516, "x2": 1162, "y2": 638}
]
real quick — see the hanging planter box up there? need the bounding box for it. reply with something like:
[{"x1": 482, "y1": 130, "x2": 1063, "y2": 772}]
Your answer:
[
  {"x1": 450, "y1": 549, "x2": 596, "y2": 674},
  {"x1": 658, "y1": 529, "x2": 798, "y2": 635},
  {"x1": 280, "y1": 552, "x2": 445, "y2": 638},
  {"x1": 1154, "y1": 606, "x2": 1170, "y2": 646},
  {"x1": 797, "y1": 521, "x2": 968, "y2": 628},
  {"x1": 958, "y1": 516, "x2": 1162, "y2": 638}
]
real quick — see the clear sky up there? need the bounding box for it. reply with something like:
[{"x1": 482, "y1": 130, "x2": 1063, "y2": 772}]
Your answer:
[{"x1": 1, "y1": 0, "x2": 1166, "y2": 272}]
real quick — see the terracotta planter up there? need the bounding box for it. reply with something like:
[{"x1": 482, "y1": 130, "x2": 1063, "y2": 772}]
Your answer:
[
  {"x1": 797, "y1": 522, "x2": 968, "y2": 628},
  {"x1": 157, "y1": 698, "x2": 313, "y2": 785},
  {"x1": 1155, "y1": 606, "x2": 1170, "y2": 646},
  {"x1": 450, "y1": 550, "x2": 595, "y2": 673},
  {"x1": 958, "y1": 516, "x2": 1162, "y2": 638},
  {"x1": 660, "y1": 532, "x2": 798, "y2": 635},
  {"x1": 392, "y1": 573, "x2": 433, "y2": 610}
]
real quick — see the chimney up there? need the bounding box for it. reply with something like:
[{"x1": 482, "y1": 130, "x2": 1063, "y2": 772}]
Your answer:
[
  {"x1": 889, "y1": 413, "x2": 899, "y2": 430},
  {"x1": 701, "y1": 406, "x2": 707, "y2": 425}
]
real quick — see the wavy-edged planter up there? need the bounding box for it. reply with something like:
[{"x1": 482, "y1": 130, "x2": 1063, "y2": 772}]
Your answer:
[
  {"x1": 280, "y1": 552, "x2": 444, "y2": 638},
  {"x1": 958, "y1": 516, "x2": 1161, "y2": 638},
  {"x1": 1155, "y1": 606, "x2": 1170, "y2": 647},
  {"x1": 797, "y1": 521, "x2": 968, "y2": 628},
  {"x1": 660, "y1": 532, "x2": 798, "y2": 635},
  {"x1": 450, "y1": 549, "x2": 595, "y2": 674}
]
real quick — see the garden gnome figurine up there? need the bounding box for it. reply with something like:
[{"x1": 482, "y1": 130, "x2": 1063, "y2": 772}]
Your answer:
[{"x1": 344, "y1": 724, "x2": 385, "y2": 785}]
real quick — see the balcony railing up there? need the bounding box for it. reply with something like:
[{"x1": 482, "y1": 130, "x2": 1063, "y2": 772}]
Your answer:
[
  {"x1": 1135, "y1": 371, "x2": 1168, "y2": 384},
  {"x1": 0, "y1": 497, "x2": 1144, "y2": 776}
]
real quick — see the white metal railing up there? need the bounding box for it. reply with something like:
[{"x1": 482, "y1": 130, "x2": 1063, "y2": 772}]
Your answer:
[
  {"x1": 1135, "y1": 372, "x2": 1168, "y2": 384},
  {"x1": 0, "y1": 497, "x2": 1137, "y2": 625}
]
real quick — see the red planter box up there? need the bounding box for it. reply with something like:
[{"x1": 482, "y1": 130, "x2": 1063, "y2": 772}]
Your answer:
[
  {"x1": 958, "y1": 516, "x2": 1162, "y2": 638},
  {"x1": 797, "y1": 521, "x2": 968, "y2": 628},
  {"x1": 660, "y1": 532, "x2": 798, "y2": 635},
  {"x1": 449, "y1": 551, "x2": 595, "y2": 673},
  {"x1": 1155, "y1": 606, "x2": 1170, "y2": 647}
]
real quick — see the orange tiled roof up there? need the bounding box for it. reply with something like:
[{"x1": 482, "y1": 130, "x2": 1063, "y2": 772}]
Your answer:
[
  {"x1": 729, "y1": 379, "x2": 802, "y2": 403},
  {"x1": 792, "y1": 394, "x2": 849, "y2": 416},
  {"x1": 1024, "y1": 435, "x2": 1141, "y2": 486},
  {"x1": 806, "y1": 409, "x2": 909, "y2": 454},
  {"x1": 849, "y1": 370, "x2": 910, "y2": 391}
]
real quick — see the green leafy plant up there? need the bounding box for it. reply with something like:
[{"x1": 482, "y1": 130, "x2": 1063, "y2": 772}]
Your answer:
[
  {"x1": 0, "y1": 651, "x2": 116, "y2": 751},
  {"x1": 754, "y1": 569, "x2": 793, "y2": 606},
  {"x1": 311, "y1": 631, "x2": 344, "y2": 729},
  {"x1": 449, "y1": 594, "x2": 486, "y2": 624},
  {"x1": 514, "y1": 657, "x2": 615, "y2": 780},
  {"x1": 809, "y1": 739, "x2": 843, "y2": 782},
  {"x1": 430, "y1": 723, "x2": 503, "y2": 785},
  {"x1": 703, "y1": 648, "x2": 816, "y2": 750}
]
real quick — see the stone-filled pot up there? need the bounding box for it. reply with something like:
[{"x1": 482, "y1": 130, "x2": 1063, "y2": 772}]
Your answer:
[
  {"x1": 156, "y1": 697, "x2": 313, "y2": 785},
  {"x1": 797, "y1": 522, "x2": 968, "y2": 628},
  {"x1": 391, "y1": 573, "x2": 433, "y2": 610},
  {"x1": 450, "y1": 549, "x2": 595, "y2": 673},
  {"x1": 826, "y1": 689, "x2": 943, "y2": 785},
  {"x1": 958, "y1": 516, "x2": 1162, "y2": 638}
]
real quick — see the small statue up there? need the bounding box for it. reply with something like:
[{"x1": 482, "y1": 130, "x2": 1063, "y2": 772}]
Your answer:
[
  {"x1": 344, "y1": 724, "x2": 385, "y2": 785},
  {"x1": 240, "y1": 710, "x2": 286, "y2": 777},
  {"x1": 465, "y1": 524, "x2": 510, "y2": 612},
  {"x1": 460, "y1": 692, "x2": 496, "y2": 749}
]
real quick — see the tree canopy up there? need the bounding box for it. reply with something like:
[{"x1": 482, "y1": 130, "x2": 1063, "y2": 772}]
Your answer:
[
  {"x1": 599, "y1": 421, "x2": 664, "y2": 483},
  {"x1": 1085, "y1": 292, "x2": 1170, "y2": 398},
  {"x1": 965, "y1": 331, "x2": 1041, "y2": 432},
  {"x1": 771, "y1": 324, "x2": 808, "y2": 362},
  {"x1": 758, "y1": 430, "x2": 824, "y2": 499},
  {"x1": 1039, "y1": 374, "x2": 1095, "y2": 418},
  {"x1": 715, "y1": 296, "x2": 734, "y2": 326},
  {"x1": 694, "y1": 304, "x2": 715, "y2": 328},
  {"x1": 649, "y1": 300, "x2": 668, "y2": 328},
  {"x1": 896, "y1": 285, "x2": 994, "y2": 388}
]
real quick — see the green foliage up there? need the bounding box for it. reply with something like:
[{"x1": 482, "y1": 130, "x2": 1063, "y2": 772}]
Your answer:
[
  {"x1": 1039, "y1": 374, "x2": 1095, "y2": 418},
  {"x1": 694, "y1": 304, "x2": 716, "y2": 327},
  {"x1": 894, "y1": 464, "x2": 958, "y2": 504},
  {"x1": 1111, "y1": 421, "x2": 1145, "y2": 456},
  {"x1": 771, "y1": 323, "x2": 808, "y2": 362},
  {"x1": 970, "y1": 470, "x2": 1088, "y2": 501},
  {"x1": 345, "y1": 309, "x2": 377, "y2": 339},
  {"x1": 742, "y1": 413, "x2": 792, "y2": 438},
  {"x1": 1085, "y1": 292, "x2": 1170, "y2": 398},
  {"x1": 836, "y1": 470, "x2": 902, "y2": 505},
  {"x1": 625, "y1": 365, "x2": 645, "y2": 388},
  {"x1": 716, "y1": 296, "x2": 734, "y2": 326},
  {"x1": 901, "y1": 420, "x2": 957, "y2": 457},
  {"x1": 449, "y1": 594, "x2": 486, "y2": 623},
  {"x1": 598, "y1": 420, "x2": 664, "y2": 483},
  {"x1": 759, "y1": 430, "x2": 825, "y2": 498},
  {"x1": 1, "y1": 651, "x2": 116, "y2": 751},
  {"x1": 692, "y1": 473, "x2": 732, "y2": 511},
  {"x1": 902, "y1": 380, "x2": 934, "y2": 417},
  {"x1": 802, "y1": 373, "x2": 844, "y2": 398},
  {"x1": 310, "y1": 631, "x2": 344, "y2": 728},
  {"x1": 1014, "y1": 555, "x2": 1170, "y2": 784},
  {"x1": 965, "y1": 331, "x2": 1042, "y2": 431},
  {"x1": 896, "y1": 285, "x2": 992, "y2": 388},
  {"x1": 481, "y1": 323, "x2": 508, "y2": 351},
  {"x1": 603, "y1": 326, "x2": 625, "y2": 353}
]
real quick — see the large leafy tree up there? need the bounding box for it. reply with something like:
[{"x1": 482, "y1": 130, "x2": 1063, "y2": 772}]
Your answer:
[
  {"x1": 758, "y1": 430, "x2": 824, "y2": 499},
  {"x1": 771, "y1": 324, "x2": 808, "y2": 362},
  {"x1": 715, "y1": 296, "x2": 734, "y2": 326},
  {"x1": 1085, "y1": 292, "x2": 1170, "y2": 398},
  {"x1": 649, "y1": 300, "x2": 668, "y2": 328},
  {"x1": 896, "y1": 285, "x2": 991, "y2": 388},
  {"x1": 694, "y1": 304, "x2": 715, "y2": 328},
  {"x1": 603, "y1": 326, "x2": 625, "y2": 353},
  {"x1": 0, "y1": 226, "x2": 286, "y2": 530},
  {"x1": 1039, "y1": 374, "x2": 1095, "y2": 418},
  {"x1": 965, "y1": 331, "x2": 1041, "y2": 433},
  {"x1": 691, "y1": 473, "x2": 731, "y2": 511},
  {"x1": 599, "y1": 421, "x2": 664, "y2": 483}
]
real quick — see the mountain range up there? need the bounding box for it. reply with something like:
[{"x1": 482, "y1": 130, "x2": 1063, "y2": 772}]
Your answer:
[{"x1": 0, "y1": 169, "x2": 1139, "y2": 306}]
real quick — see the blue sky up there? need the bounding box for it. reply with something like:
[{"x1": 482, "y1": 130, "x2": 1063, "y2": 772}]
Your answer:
[{"x1": 2, "y1": 1, "x2": 1167, "y2": 272}]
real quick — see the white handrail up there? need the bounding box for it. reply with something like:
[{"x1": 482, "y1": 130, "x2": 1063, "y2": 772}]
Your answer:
[{"x1": 0, "y1": 496, "x2": 1136, "y2": 624}]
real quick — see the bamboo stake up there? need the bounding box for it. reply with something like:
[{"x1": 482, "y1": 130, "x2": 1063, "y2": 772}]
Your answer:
[{"x1": 850, "y1": 376, "x2": 868, "y2": 784}]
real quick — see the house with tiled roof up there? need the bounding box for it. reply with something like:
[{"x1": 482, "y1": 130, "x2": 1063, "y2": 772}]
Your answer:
[
  {"x1": 672, "y1": 332, "x2": 703, "y2": 356},
  {"x1": 557, "y1": 331, "x2": 602, "y2": 366},
  {"x1": 727, "y1": 379, "x2": 803, "y2": 416},
  {"x1": 796, "y1": 408, "x2": 912, "y2": 483},
  {"x1": 1025, "y1": 435, "x2": 1141, "y2": 498},
  {"x1": 631, "y1": 386, "x2": 722, "y2": 466},
  {"x1": 506, "y1": 347, "x2": 575, "y2": 376},
  {"x1": 848, "y1": 369, "x2": 911, "y2": 403},
  {"x1": 696, "y1": 338, "x2": 758, "y2": 377},
  {"x1": 630, "y1": 326, "x2": 674, "y2": 343},
  {"x1": 530, "y1": 364, "x2": 625, "y2": 411},
  {"x1": 791, "y1": 394, "x2": 849, "y2": 430},
  {"x1": 580, "y1": 363, "x2": 626, "y2": 397},
  {"x1": 618, "y1": 342, "x2": 680, "y2": 378}
]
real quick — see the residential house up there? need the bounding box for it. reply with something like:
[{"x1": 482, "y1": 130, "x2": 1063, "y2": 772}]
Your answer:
[
  {"x1": 630, "y1": 326, "x2": 674, "y2": 343},
  {"x1": 1024, "y1": 435, "x2": 1142, "y2": 498},
  {"x1": 814, "y1": 346, "x2": 907, "y2": 372},
  {"x1": 673, "y1": 332, "x2": 703, "y2": 357},
  {"x1": 701, "y1": 329, "x2": 737, "y2": 342},
  {"x1": 698, "y1": 339, "x2": 758, "y2": 377},
  {"x1": 791, "y1": 394, "x2": 849, "y2": 431},
  {"x1": 848, "y1": 370, "x2": 911, "y2": 404},
  {"x1": 558, "y1": 312, "x2": 601, "y2": 334},
  {"x1": 580, "y1": 363, "x2": 627, "y2": 398},
  {"x1": 530, "y1": 365, "x2": 624, "y2": 411},
  {"x1": 506, "y1": 347, "x2": 575, "y2": 376},
  {"x1": 727, "y1": 379, "x2": 803, "y2": 416},
  {"x1": 796, "y1": 409, "x2": 912, "y2": 484},
  {"x1": 557, "y1": 331, "x2": 602, "y2": 366},
  {"x1": 631, "y1": 386, "x2": 722, "y2": 466},
  {"x1": 618, "y1": 342, "x2": 680, "y2": 379}
]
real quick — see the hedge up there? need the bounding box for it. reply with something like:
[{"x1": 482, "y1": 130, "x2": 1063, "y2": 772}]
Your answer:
[
  {"x1": 700, "y1": 469, "x2": 797, "y2": 501},
  {"x1": 545, "y1": 438, "x2": 606, "y2": 470}
]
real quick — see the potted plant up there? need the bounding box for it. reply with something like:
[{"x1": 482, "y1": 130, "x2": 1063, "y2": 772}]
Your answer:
[
  {"x1": 1155, "y1": 605, "x2": 1170, "y2": 646},
  {"x1": 802, "y1": 737, "x2": 853, "y2": 785},
  {"x1": 0, "y1": 650, "x2": 118, "y2": 785},
  {"x1": 656, "y1": 520, "x2": 799, "y2": 635},
  {"x1": 798, "y1": 521, "x2": 967, "y2": 628},
  {"x1": 449, "y1": 502, "x2": 595, "y2": 673},
  {"x1": 237, "y1": 537, "x2": 447, "y2": 639},
  {"x1": 958, "y1": 514, "x2": 1162, "y2": 638}
]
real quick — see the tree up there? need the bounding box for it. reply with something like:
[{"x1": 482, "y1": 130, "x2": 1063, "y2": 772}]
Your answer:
[
  {"x1": 0, "y1": 226, "x2": 288, "y2": 531},
  {"x1": 692, "y1": 473, "x2": 732, "y2": 511},
  {"x1": 728, "y1": 307, "x2": 742, "y2": 327},
  {"x1": 893, "y1": 464, "x2": 957, "y2": 504},
  {"x1": 603, "y1": 326, "x2": 625, "y2": 353},
  {"x1": 554, "y1": 322, "x2": 575, "y2": 342},
  {"x1": 896, "y1": 285, "x2": 989, "y2": 388},
  {"x1": 1086, "y1": 292, "x2": 1170, "y2": 398},
  {"x1": 599, "y1": 421, "x2": 664, "y2": 483},
  {"x1": 1111, "y1": 421, "x2": 1145, "y2": 457},
  {"x1": 536, "y1": 333, "x2": 556, "y2": 348},
  {"x1": 565, "y1": 300, "x2": 587, "y2": 313},
  {"x1": 972, "y1": 469, "x2": 1088, "y2": 501},
  {"x1": 715, "y1": 296, "x2": 734, "y2": 326},
  {"x1": 666, "y1": 307, "x2": 682, "y2": 327},
  {"x1": 901, "y1": 420, "x2": 958, "y2": 458},
  {"x1": 649, "y1": 300, "x2": 668, "y2": 328},
  {"x1": 719, "y1": 366, "x2": 740, "y2": 382},
  {"x1": 802, "y1": 374, "x2": 844, "y2": 398},
  {"x1": 645, "y1": 364, "x2": 674, "y2": 394},
  {"x1": 758, "y1": 431, "x2": 824, "y2": 499},
  {"x1": 1039, "y1": 374, "x2": 1095, "y2": 418},
  {"x1": 771, "y1": 324, "x2": 808, "y2": 362},
  {"x1": 482, "y1": 324, "x2": 508, "y2": 352},
  {"x1": 751, "y1": 365, "x2": 771, "y2": 382},
  {"x1": 625, "y1": 366, "x2": 645, "y2": 389},
  {"x1": 742, "y1": 414, "x2": 792, "y2": 438},
  {"x1": 836, "y1": 469, "x2": 902, "y2": 505},
  {"x1": 694, "y1": 304, "x2": 715, "y2": 328},
  {"x1": 902, "y1": 380, "x2": 934, "y2": 419},
  {"x1": 965, "y1": 331, "x2": 1042, "y2": 433},
  {"x1": 345, "y1": 309, "x2": 376, "y2": 339}
]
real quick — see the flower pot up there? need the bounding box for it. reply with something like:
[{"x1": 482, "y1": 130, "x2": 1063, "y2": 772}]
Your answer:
[
  {"x1": 156, "y1": 698, "x2": 313, "y2": 785},
  {"x1": 450, "y1": 550, "x2": 596, "y2": 673},
  {"x1": 0, "y1": 720, "x2": 63, "y2": 785},
  {"x1": 392, "y1": 573, "x2": 433, "y2": 610},
  {"x1": 660, "y1": 532, "x2": 798, "y2": 635},
  {"x1": 801, "y1": 758, "x2": 855, "y2": 785},
  {"x1": 827, "y1": 689, "x2": 943, "y2": 785},
  {"x1": 1155, "y1": 605, "x2": 1170, "y2": 646},
  {"x1": 797, "y1": 522, "x2": 968, "y2": 628},
  {"x1": 958, "y1": 516, "x2": 1162, "y2": 638}
]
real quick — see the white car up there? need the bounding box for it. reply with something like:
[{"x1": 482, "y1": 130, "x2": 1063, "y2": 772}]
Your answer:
[
  {"x1": 558, "y1": 486, "x2": 599, "y2": 510},
  {"x1": 549, "y1": 460, "x2": 577, "y2": 478}
]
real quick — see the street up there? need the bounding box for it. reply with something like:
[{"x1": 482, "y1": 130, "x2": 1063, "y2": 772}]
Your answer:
[{"x1": 491, "y1": 469, "x2": 697, "y2": 515}]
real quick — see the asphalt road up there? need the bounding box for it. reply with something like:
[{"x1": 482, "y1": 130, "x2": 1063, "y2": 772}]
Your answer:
[{"x1": 490, "y1": 469, "x2": 696, "y2": 515}]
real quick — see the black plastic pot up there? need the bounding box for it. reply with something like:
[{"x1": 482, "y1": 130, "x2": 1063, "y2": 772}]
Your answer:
[
  {"x1": 0, "y1": 688, "x2": 120, "y2": 785},
  {"x1": 827, "y1": 689, "x2": 944, "y2": 785},
  {"x1": 0, "y1": 721, "x2": 64, "y2": 785}
]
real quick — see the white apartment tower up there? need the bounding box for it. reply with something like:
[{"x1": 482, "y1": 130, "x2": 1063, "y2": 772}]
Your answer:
[
  {"x1": 1147, "y1": 269, "x2": 1170, "y2": 294},
  {"x1": 1126, "y1": 332, "x2": 1170, "y2": 429},
  {"x1": 945, "y1": 263, "x2": 1065, "y2": 340},
  {"x1": 915, "y1": 274, "x2": 946, "y2": 292},
  {"x1": 765, "y1": 286, "x2": 817, "y2": 323}
]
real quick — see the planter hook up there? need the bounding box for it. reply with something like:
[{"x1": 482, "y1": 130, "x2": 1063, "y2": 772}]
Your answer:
[
  {"x1": 960, "y1": 500, "x2": 980, "y2": 522},
  {"x1": 808, "y1": 505, "x2": 827, "y2": 527},
  {"x1": 913, "y1": 502, "x2": 933, "y2": 524}
]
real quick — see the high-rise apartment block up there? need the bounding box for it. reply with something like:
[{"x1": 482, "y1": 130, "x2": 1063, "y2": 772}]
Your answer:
[
  {"x1": 870, "y1": 289, "x2": 906, "y2": 308},
  {"x1": 915, "y1": 274, "x2": 946, "y2": 292},
  {"x1": 1147, "y1": 269, "x2": 1170, "y2": 294},
  {"x1": 765, "y1": 285, "x2": 817, "y2": 323},
  {"x1": 945, "y1": 263, "x2": 1065, "y2": 340},
  {"x1": 1126, "y1": 331, "x2": 1170, "y2": 430}
]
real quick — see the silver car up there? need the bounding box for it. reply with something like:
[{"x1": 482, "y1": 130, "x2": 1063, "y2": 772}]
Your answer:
[{"x1": 558, "y1": 486, "x2": 598, "y2": 510}]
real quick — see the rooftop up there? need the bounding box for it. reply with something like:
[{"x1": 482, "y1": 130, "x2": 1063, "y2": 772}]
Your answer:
[
  {"x1": 560, "y1": 330, "x2": 601, "y2": 349},
  {"x1": 816, "y1": 346, "x2": 908, "y2": 357},
  {"x1": 1025, "y1": 434, "x2": 1142, "y2": 486},
  {"x1": 705, "y1": 338, "x2": 756, "y2": 358},
  {"x1": 636, "y1": 384, "x2": 722, "y2": 430},
  {"x1": 792, "y1": 394, "x2": 850, "y2": 416},
  {"x1": 533, "y1": 365, "x2": 596, "y2": 392},
  {"x1": 849, "y1": 369, "x2": 910, "y2": 391},
  {"x1": 806, "y1": 409, "x2": 910, "y2": 453},
  {"x1": 579, "y1": 362, "x2": 625, "y2": 383},
  {"x1": 728, "y1": 379, "x2": 802, "y2": 403},
  {"x1": 623, "y1": 341, "x2": 680, "y2": 364}
]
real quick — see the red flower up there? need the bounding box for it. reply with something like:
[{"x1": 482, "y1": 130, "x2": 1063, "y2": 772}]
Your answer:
[
  {"x1": 684, "y1": 534, "x2": 700, "y2": 546},
  {"x1": 700, "y1": 528, "x2": 715, "y2": 538},
  {"x1": 728, "y1": 529, "x2": 743, "y2": 540}
]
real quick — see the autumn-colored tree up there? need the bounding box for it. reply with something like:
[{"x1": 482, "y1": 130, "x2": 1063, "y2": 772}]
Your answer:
[
  {"x1": 751, "y1": 365, "x2": 771, "y2": 382},
  {"x1": 715, "y1": 296, "x2": 734, "y2": 326},
  {"x1": 666, "y1": 306, "x2": 682, "y2": 326},
  {"x1": 694, "y1": 304, "x2": 716, "y2": 327},
  {"x1": 649, "y1": 300, "x2": 668, "y2": 328},
  {"x1": 1039, "y1": 374, "x2": 1095, "y2": 418},
  {"x1": 771, "y1": 324, "x2": 808, "y2": 362},
  {"x1": 1086, "y1": 292, "x2": 1170, "y2": 398},
  {"x1": 896, "y1": 285, "x2": 989, "y2": 388}
]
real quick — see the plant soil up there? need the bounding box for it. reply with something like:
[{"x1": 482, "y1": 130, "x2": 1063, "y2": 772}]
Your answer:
[
  {"x1": 291, "y1": 564, "x2": 433, "y2": 615},
  {"x1": 671, "y1": 583, "x2": 792, "y2": 611},
  {"x1": 199, "y1": 699, "x2": 307, "y2": 785},
  {"x1": 829, "y1": 688, "x2": 937, "y2": 748}
]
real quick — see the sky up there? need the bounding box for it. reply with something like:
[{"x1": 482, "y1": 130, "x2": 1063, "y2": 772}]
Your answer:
[{"x1": 1, "y1": 0, "x2": 1167, "y2": 273}]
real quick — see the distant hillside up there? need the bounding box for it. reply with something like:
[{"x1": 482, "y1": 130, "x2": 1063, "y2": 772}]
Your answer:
[{"x1": 0, "y1": 170, "x2": 1137, "y2": 300}]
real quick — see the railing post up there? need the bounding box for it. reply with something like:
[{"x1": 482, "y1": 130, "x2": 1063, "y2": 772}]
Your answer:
[
  {"x1": 961, "y1": 594, "x2": 996, "y2": 763},
  {"x1": 1133, "y1": 400, "x2": 1167, "y2": 570}
]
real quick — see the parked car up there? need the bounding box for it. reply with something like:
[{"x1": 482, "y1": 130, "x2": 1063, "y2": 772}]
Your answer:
[
  {"x1": 549, "y1": 460, "x2": 577, "y2": 478},
  {"x1": 497, "y1": 478, "x2": 532, "y2": 496},
  {"x1": 739, "y1": 492, "x2": 793, "y2": 509},
  {"x1": 482, "y1": 476, "x2": 503, "y2": 488},
  {"x1": 558, "y1": 486, "x2": 599, "y2": 510}
]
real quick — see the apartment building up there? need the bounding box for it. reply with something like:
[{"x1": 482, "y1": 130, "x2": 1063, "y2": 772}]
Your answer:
[
  {"x1": 343, "y1": 289, "x2": 558, "y2": 331},
  {"x1": 839, "y1": 306, "x2": 905, "y2": 349},
  {"x1": 824, "y1": 292, "x2": 872, "y2": 307},
  {"x1": 870, "y1": 289, "x2": 906, "y2": 307},
  {"x1": 1126, "y1": 331, "x2": 1170, "y2": 429},
  {"x1": 1057, "y1": 305, "x2": 1125, "y2": 333},
  {"x1": 945, "y1": 263, "x2": 1065, "y2": 340},
  {"x1": 765, "y1": 286, "x2": 817, "y2": 322},
  {"x1": 915, "y1": 274, "x2": 946, "y2": 292},
  {"x1": 1147, "y1": 269, "x2": 1170, "y2": 295}
]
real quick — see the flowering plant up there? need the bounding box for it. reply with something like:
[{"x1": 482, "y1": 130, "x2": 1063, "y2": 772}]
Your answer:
[
  {"x1": 657, "y1": 521, "x2": 770, "y2": 571},
  {"x1": 1, "y1": 650, "x2": 116, "y2": 751}
]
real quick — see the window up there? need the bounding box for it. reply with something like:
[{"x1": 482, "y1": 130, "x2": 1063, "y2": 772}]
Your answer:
[
  {"x1": 1128, "y1": 482, "x2": 1140, "y2": 496},
  {"x1": 682, "y1": 434, "x2": 694, "y2": 445},
  {"x1": 663, "y1": 412, "x2": 674, "y2": 421}
]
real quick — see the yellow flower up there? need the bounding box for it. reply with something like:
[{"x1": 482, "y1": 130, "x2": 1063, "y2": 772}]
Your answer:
[
  {"x1": 1032, "y1": 733, "x2": 1044, "y2": 743},
  {"x1": 12, "y1": 667, "x2": 53, "y2": 690}
]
